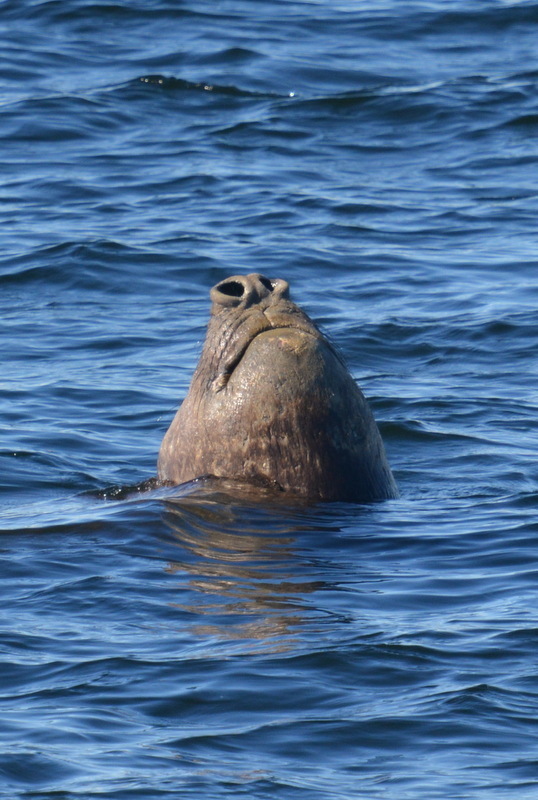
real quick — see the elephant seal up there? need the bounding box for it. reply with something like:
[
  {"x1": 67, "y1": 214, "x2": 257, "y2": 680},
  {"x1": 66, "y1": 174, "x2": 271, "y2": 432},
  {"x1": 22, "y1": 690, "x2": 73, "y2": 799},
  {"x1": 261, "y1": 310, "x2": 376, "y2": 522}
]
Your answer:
[{"x1": 158, "y1": 273, "x2": 398, "y2": 503}]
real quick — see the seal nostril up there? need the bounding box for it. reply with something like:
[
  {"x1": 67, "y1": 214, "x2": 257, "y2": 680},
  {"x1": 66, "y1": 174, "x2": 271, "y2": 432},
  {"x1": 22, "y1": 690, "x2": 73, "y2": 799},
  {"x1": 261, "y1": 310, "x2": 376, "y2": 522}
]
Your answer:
[
  {"x1": 218, "y1": 280, "x2": 244, "y2": 298},
  {"x1": 259, "y1": 276, "x2": 274, "y2": 292}
]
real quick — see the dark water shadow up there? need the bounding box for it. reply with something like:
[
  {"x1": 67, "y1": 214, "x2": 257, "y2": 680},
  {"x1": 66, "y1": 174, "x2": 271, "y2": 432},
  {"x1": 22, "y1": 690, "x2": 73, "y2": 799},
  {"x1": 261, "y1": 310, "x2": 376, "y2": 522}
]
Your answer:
[
  {"x1": 154, "y1": 477, "x2": 353, "y2": 650},
  {"x1": 0, "y1": 474, "x2": 383, "y2": 653}
]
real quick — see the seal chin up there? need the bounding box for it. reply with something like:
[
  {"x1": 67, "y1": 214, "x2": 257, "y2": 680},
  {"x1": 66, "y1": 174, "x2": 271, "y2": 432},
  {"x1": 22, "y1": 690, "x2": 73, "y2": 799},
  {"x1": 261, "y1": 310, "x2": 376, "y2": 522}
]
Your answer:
[
  {"x1": 223, "y1": 326, "x2": 323, "y2": 395},
  {"x1": 248, "y1": 326, "x2": 318, "y2": 357},
  {"x1": 214, "y1": 324, "x2": 318, "y2": 391}
]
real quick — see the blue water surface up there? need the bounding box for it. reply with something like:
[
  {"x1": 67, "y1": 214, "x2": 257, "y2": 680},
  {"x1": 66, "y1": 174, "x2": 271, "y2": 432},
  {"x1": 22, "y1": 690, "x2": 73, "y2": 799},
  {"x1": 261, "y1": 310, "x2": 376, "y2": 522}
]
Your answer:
[{"x1": 2, "y1": 1, "x2": 538, "y2": 797}]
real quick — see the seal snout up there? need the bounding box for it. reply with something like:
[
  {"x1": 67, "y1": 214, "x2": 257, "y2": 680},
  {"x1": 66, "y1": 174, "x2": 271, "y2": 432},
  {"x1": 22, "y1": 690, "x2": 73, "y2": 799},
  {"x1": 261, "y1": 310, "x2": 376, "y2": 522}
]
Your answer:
[{"x1": 210, "y1": 273, "x2": 289, "y2": 309}]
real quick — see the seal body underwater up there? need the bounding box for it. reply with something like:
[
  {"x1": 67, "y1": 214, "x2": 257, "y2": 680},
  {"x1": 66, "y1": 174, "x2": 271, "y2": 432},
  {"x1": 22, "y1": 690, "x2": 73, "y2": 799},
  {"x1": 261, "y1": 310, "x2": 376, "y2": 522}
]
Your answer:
[{"x1": 158, "y1": 273, "x2": 398, "y2": 503}]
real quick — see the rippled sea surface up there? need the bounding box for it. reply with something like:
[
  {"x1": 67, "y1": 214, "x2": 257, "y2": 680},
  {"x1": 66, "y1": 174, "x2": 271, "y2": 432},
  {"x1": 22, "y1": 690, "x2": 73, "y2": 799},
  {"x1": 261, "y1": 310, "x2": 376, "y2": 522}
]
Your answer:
[{"x1": 2, "y1": 1, "x2": 538, "y2": 797}]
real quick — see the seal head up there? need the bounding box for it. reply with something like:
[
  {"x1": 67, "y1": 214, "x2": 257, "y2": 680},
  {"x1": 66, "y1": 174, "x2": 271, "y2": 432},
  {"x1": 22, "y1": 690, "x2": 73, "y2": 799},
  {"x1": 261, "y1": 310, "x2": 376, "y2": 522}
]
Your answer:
[{"x1": 158, "y1": 273, "x2": 398, "y2": 503}]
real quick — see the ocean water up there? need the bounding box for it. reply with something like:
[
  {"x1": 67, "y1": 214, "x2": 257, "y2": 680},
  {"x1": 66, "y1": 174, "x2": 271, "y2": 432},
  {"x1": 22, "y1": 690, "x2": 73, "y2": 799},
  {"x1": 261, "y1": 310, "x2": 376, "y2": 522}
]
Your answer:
[{"x1": 2, "y1": 0, "x2": 538, "y2": 797}]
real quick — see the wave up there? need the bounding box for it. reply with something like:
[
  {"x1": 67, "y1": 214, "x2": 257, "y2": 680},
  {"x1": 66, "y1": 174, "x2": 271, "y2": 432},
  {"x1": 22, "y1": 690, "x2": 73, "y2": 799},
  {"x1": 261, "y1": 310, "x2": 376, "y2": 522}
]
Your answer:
[{"x1": 136, "y1": 73, "x2": 290, "y2": 100}]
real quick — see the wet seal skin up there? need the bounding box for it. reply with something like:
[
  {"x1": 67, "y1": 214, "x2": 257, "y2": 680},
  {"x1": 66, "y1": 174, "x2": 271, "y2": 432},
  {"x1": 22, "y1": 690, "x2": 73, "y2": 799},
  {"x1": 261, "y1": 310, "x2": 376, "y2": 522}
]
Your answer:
[{"x1": 158, "y1": 273, "x2": 398, "y2": 503}]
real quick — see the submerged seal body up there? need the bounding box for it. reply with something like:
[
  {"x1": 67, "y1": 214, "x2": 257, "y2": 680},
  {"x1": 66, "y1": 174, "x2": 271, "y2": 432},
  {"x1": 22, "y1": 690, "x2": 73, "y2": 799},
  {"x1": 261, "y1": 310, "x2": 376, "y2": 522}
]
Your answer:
[{"x1": 158, "y1": 273, "x2": 398, "y2": 503}]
